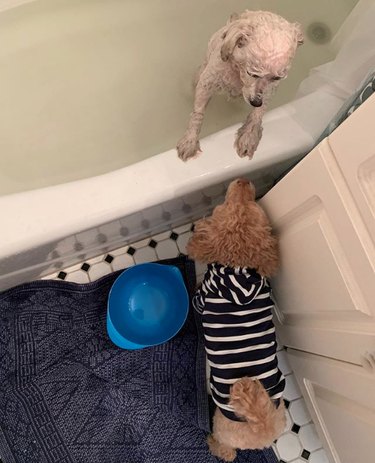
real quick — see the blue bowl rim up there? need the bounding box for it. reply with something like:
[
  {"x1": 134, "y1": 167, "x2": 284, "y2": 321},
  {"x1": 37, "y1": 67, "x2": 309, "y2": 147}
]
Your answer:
[{"x1": 106, "y1": 262, "x2": 189, "y2": 348}]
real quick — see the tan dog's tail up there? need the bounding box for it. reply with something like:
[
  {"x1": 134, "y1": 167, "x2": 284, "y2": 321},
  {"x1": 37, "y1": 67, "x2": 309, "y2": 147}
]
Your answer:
[{"x1": 229, "y1": 378, "x2": 277, "y2": 432}]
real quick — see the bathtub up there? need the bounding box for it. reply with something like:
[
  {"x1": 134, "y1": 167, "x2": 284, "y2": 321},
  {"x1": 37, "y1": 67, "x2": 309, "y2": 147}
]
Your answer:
[{"x1": 1, "y1": 0, "x2": 374, "y2": 290}]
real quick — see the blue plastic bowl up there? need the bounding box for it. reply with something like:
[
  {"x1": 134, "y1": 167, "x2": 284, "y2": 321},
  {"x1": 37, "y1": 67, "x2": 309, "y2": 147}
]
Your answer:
[{"x1": 107, "y1": 263, "x2": 189, "y2": 350}]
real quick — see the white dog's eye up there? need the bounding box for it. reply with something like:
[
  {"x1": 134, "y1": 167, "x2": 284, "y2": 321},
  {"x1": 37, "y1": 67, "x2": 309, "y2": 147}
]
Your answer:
[
  {"x1": 272, "y1": 76, "x2": 282, "y2": 81},
  {"x1": 247, "y1": 71, "x2": 260, "y2": 78}
]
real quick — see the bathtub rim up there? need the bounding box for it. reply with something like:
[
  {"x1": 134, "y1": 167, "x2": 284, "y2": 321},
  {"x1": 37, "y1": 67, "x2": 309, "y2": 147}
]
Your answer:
[{"x1": 0, "y1": 86, "x2": 346, "y2": 262}]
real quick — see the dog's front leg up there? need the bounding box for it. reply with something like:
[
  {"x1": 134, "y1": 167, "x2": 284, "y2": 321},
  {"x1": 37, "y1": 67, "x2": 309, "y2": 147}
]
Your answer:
[
  {"x1": 177, "y1": 77, "x2": 214, "y2": 162},
  {"x1": 234, "y1": 104, "x2": 267, "y2": 159}
]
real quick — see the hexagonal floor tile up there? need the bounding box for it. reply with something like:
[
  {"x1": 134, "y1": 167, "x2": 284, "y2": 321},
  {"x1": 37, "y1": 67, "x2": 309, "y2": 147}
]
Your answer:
[
  {"x1": 88, "y1": 261, "x2": 112, "y2": 280},
  {"x1": 276, "y1": 432, "x2": 302, "y2": 461},
  {"x1": 65, "y1": 270, "x2": 90, "y2": 284},
  {"x1": 284, "y1": 374, "x2": 302, "y2": 401},
  {"x1": 133, "y1": 247, "x2": 157, "y2": 264},
  {"x1": 284, "y1": 408, "x2": 293, "y2": 432},
  {"x1": 309, "y1": 448, "x2": 329, "y2": 463},
  {"x1": 176, "y1": 232, "x2": 192, "y2": 255},
  {"x1": 277, "y1": 350, "x2": 293, "y2": 375},
  {"x1": 155, "y1": 240, "x2": 179, "y2": 260},
  {"x1": 299, "y1": 423, "x2": 322, "y2": 452},
  {"x1": 111, "y1": 253, "x2": 135, "y2": 272},
  {"x1": 289, "y1": 399, "x2": 311, "y2": 426}
]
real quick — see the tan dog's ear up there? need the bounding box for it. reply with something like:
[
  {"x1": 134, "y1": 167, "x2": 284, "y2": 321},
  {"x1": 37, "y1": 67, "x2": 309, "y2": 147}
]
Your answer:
[
  {"x1": 221, "y1": 23, "x2": 249, "y2": 61},
  {"x1": 294, "y1": 22, "x2": 304, "y2": 46},
  {"x1": 186, "y1": 218, "x2": 216, "y2": 263}
]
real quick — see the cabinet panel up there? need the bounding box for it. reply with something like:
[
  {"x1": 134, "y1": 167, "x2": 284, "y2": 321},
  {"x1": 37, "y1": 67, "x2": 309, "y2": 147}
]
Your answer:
[
  {"x1": 260, "y1": 138, "x2": 375, "y2": 364},
  {"x1": 328, "y1": 93, "x2": 375, "y2": 242},
  {"x1": 287, "y1": 349, "x2": 375, "y2": 463}
]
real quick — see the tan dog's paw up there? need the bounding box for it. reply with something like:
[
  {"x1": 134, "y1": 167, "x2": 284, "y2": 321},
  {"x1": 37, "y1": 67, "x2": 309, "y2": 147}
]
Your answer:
[
  {"x1": 234, "y1": 124, "x2": 263, "y2": 159},
  {"x1": 207, "y1": 435, "x2": 237, "y2": 462},
  {"x1": 177, "y1": 133, "x2": 202, "y2": 162}
]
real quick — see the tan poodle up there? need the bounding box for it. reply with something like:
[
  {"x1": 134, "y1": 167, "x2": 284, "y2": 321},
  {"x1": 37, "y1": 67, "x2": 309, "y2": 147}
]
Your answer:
[
  {"x1": 187, "y1": 178, "x2": 286, "y2": 462},
  {"x1": 177, "y1": 10, "x2": 303, "y2": 162}
]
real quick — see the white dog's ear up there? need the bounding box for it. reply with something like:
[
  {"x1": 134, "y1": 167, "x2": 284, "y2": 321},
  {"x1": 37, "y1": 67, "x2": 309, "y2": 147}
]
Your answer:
[
  {"x1": 294, "y1": 22, "x2": 304, "y2": 46},
  {"x1": 227, "y1": 12, "x2": 239, "y2": 24},
  {"x1": 221, "y1": 25, "x2": 248, "y2": 62}
]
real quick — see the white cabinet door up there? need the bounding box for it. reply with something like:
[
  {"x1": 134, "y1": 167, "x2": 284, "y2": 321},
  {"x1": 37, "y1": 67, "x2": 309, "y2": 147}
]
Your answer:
[
  {"x1": 287, "y1": 348, "x2": 375, "y2": 463},
  {"x1": 259, "y1": 95, "x2": 375, "y2": 366},
  {"x1": 260, "y1": 95, "x2": 375, "y2": 463},
  {"x1": 328, "y1": 94, "x2": 375, "y2": 242}
]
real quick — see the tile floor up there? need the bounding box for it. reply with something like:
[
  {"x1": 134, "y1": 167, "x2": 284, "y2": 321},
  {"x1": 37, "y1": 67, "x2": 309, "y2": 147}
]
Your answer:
[{"x1": 43, "y1": 222, "x2": 329, "y2": 463}]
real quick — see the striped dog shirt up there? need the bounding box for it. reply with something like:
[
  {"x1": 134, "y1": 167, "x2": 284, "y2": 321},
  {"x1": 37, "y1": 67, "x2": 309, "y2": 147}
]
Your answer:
[{"x1": 193, "y1": 263, "x2": 285, "y2": 422}]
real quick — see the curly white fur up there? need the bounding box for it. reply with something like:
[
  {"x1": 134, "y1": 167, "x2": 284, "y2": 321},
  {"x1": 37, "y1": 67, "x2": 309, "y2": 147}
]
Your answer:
[{"x1": 177, "y1": 10, "x2": 303, "y2": 161}]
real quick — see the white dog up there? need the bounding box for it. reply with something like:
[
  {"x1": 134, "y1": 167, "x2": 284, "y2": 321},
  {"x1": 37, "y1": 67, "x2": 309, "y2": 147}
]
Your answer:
[{"x1": 177, "y1": 10, "x2": 304, "y2": 161}]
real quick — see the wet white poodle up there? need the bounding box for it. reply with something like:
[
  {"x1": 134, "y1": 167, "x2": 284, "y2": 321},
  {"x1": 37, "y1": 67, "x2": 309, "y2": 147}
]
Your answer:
[{"x1": 177, "y1": 10, "x2": 304, "y2": 161}]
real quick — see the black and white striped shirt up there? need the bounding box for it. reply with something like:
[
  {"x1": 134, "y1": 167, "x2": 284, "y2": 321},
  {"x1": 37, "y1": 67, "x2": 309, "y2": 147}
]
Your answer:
[{"x1": 193, "y1": 263, "x2": 285, "y2": 422}]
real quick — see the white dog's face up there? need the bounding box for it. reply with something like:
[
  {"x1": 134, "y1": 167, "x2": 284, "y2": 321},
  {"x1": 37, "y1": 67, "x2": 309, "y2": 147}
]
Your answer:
[
  {"x1": 237, "y1": 51, "x2": 290, "y2": 107},
  {"x1": 221, "y1": 14, "x2": 304, "y2": 107},
  {"x1": 239, "y1": 67, "x2": 286, "y2": 107}
]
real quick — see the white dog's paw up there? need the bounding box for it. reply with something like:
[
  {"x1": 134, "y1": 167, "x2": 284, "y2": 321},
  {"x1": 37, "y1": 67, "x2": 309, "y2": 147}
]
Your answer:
[
  {"x1": 234, "y1": 124, "x2": 263, "y2": 159},
  {"x1": 177, "y1": 133, "x2": 202, "y2": 162}
]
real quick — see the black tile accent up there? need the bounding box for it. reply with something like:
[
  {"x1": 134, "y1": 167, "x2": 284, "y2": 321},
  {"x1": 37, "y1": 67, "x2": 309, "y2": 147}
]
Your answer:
[
  {"x1": 105, "y1": 254, "x2": 114, "y2": 264},
  {"x1": 279, "y1": 460, "x2": 286, "y2": 463},
  {"x1": 81, "y1": 263, "x2": 90, "y2": 272},
  {"x1": 301, "y1": 450, "x2": 311, "y2": 460},
  {"x1": 284, "y1": 399, "x2": 290, "y2": 409},
  {"x1": 190, "y1": 224, "x2": 195, "y2": 232},
  {"x1": 291, "y1": 423, "x2": 300, "y2": 434},
  {"x1": 57, "y1": 271, "x2": 67, "y2": 280},
  {"x1": 127, "y1": 246, "x2": 136, "y2": 256},
  {"x1": 170, "y1": 232, "x2": 179, "y2": 241},
  {"x1": 149, "y1": 239, "x2": 157, "y2": 248}
]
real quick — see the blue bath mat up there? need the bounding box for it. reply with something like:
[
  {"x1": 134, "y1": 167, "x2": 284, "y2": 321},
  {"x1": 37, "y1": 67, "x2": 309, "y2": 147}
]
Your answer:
[{"x1": 0, "y1": 256, "x2": 278, "y2": 463}]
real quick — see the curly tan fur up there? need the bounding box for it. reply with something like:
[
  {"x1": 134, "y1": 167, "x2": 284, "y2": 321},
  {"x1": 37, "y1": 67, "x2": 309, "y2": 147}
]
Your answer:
[
  {"x1": 187, "y1": 178, "x2": 279, "y2": 277},
  {"x1": 177, "y1": 10, "x2": 303, "y2": 162},
  {"x1": 209, "y1": 381, "x2": 286, "y2": 461},
  {"x1": 187, "y1": 179, "x2": 285, "y2": 461}
]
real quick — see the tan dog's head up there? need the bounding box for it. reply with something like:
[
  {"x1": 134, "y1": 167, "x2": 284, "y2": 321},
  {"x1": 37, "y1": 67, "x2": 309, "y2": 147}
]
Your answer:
[
  {"x1": 221, "y1": 10, "x2": 304, "y2": 107},
  {"x1": 187, "y1": 178, "x2": 279, "y2": 277}
]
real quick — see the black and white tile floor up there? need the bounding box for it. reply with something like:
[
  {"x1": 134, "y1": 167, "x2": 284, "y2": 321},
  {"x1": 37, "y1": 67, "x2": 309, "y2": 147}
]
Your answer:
[{"x1": 43, "y1": 222, "x2": 329, "y2": 463}]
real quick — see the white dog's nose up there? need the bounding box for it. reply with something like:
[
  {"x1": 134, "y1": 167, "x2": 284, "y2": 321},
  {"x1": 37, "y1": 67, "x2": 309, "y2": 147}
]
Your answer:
[{"x1": 249, "y1": 96, "x2": 263, "y2": 107}]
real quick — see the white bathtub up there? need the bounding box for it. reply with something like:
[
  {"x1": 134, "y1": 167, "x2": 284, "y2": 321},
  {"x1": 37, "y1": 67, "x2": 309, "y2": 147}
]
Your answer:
[
  {"x1": 0, "y1": 90, "x2": 353, "y2": 290},
  {"x1": 1, "y1": 0, "x2": 374, "y2": 290}
]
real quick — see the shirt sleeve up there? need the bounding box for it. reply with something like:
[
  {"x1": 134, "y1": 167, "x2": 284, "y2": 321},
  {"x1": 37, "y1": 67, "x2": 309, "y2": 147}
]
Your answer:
[{"x1": 192, "y1": 287, "x2": 205, "y2": 314}]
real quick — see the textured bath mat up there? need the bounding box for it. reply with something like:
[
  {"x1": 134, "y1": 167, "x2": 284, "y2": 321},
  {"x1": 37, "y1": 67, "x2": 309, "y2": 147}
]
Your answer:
[{"x1": 0, "y1": 256, "x2": 278, "y2": 463}]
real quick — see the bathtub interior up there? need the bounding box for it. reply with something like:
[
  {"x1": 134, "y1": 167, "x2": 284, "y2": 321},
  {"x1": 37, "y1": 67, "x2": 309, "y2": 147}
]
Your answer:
[{"x1": 0, "y1": 0, "x2": 359, "y2": 195}]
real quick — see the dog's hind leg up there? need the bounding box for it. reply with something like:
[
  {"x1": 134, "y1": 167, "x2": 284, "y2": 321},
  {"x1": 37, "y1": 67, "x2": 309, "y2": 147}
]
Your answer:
[{"x1": 207, "y1": 435, "x2": 237, "y2": 462}]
